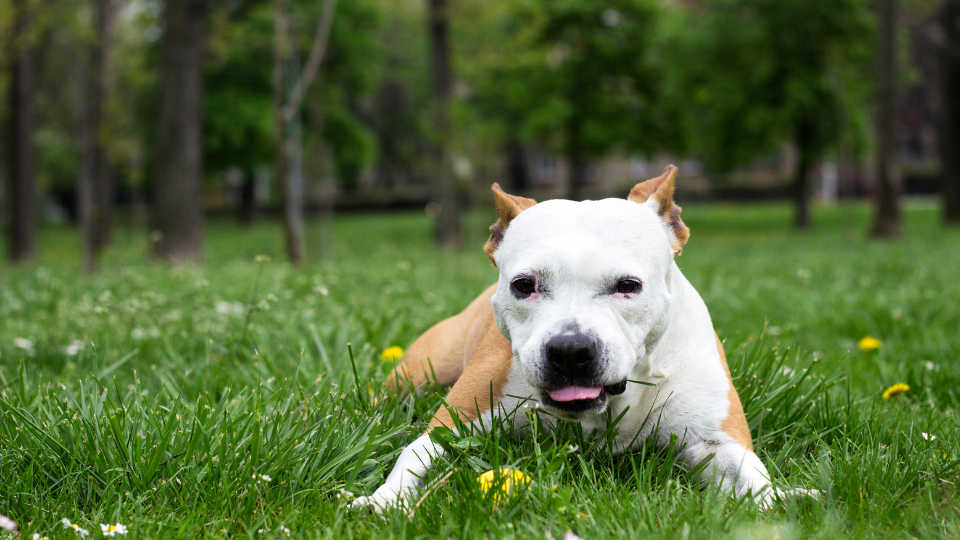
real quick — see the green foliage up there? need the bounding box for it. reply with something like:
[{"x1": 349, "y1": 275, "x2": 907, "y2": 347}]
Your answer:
[
  {"x1": 205, "y1": 3, "x2": 275, "y2": 174},
  {"x1": 2, "y1": 203, "x2": 960, "y2": 537},
  {"x1": 202, "y1": 0, "x2": 383, "y2": 188},
  {"x1": 463, "y1": 0, "x2": 663, "y2": 161},
  {"x1": 659, "y1": 0, "x2": 875, "y2": 171}
]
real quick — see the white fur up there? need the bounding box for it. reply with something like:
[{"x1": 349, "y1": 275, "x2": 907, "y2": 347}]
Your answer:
[{"x1": 354, "y1": 197, "x2": 814, "y2": 512}]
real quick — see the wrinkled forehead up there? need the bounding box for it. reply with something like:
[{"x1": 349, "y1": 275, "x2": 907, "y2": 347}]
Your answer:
[{"x1": 495, "y1": 199, "x2": 673, "y2": 277}]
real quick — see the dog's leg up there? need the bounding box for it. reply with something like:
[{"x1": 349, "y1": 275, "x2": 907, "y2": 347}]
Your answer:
[
  {"x1": 387, "y1": 284, "x2": 498, "y2": 393},
  {"x1": 355, "y1": 308, "x2": 514, "y2": 511},
  {"x1": 666, "y1": 336, "x2": 816, "y2": 506}
]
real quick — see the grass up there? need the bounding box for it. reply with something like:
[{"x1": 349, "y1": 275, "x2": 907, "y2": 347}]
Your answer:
[{"x1": 1, "y1": 201, "x2": 960, "y2": 539}]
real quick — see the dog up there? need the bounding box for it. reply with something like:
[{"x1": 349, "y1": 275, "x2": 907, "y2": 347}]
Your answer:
[{"x1": 354, "y1": 165, "x2": 812, "y2": 511}]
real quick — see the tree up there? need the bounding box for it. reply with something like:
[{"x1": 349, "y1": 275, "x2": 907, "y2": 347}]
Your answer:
[
  {"x1": 942, "y1": 0, "x2": 960, "y2": 225},
  {"x1": 151, "y1": 0, "x2": 210, "y2": 263},
  {"x1": 6, "y1": 0, "x2": 38, "y2": 264},
  {"x1": 205, "y1": 3, "x2": 275, "y2": 226},
  {"x1": 79, "y1": 0, "x2": 118, "y2": 272},
  {"x1": 274, "y1": 0, "x2": 337, "y2": 265},
  {"x1": 663, "y1": 0, "x2": 874, "y2": 229},
  {"x1": 428, "y1": 0, "x2": 460, "y2": 247},
  {"x1": 468, "y1": 0, "x2": 661, "y2": 201},
  {"x1": 870, "y1": 0, "x2": 902, "y2": 237}
]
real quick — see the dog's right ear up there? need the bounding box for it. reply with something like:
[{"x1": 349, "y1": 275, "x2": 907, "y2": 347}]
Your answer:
[
  {"x1": 628, "y1": 164, "x2": 690, "y2": 256},
  {"x1": 484, "y1": 184, "x2": 537, "y2": 266}
]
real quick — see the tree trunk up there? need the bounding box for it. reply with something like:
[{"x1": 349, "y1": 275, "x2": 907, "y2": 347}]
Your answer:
[
  {"x1": 79, "y1": 0, "x2": 117, "y2": 273},
  {"x1": 568, "y1": 122, "x2": 586, "y2": 202},
  {"x1": 506, "y1": 137, "x2": 529, "y2": 192},
  {"x1": 274, "y1": 0, "x2": 337, "y2": 265},
  {"x1": 7, "y1": 0, "x2": 37, "y2": 264},
  {"x1": 273, "y1": 0, "x2": 290, "y2": 256},
  {"x1": 794, "y1": 123, "x2": 813, "y2": 229},
  {"x1": 871, "y1": 0, "x2": 903, "y2": 237},
  {"x1": 274, "y1": 0, "x2": 305, "y2": 265},
  {"x1": 79, "y1": 61, "x2": 97, "y2": 272},
  {"x1": 151, "y1": 0, "x2": 209, "y2": 263},
  {"x1": 95, "y1": 0, "x2": 117, "y2": 249},
  {"x1": 429, "y1": 0, "x2": 461, "y2": 249},
  {"x1": 942, "y1": 0, "x2": 960, "y2": 225},
  {"x1": 238, "y1": 170, "x2": 257, "y2": 225}
]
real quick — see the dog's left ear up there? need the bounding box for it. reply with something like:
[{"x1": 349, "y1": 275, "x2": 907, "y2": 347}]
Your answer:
[
  {"x1": 484, "y1": 183, "x2": 537, "y2": 265},
  {"x1": 628, "y1": 164, "x2": 690, "y2": 256}
]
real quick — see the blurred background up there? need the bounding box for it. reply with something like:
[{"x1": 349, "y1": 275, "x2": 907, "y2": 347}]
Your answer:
[{"x1": 0, "y1": 0, "x2": 958, "y2": 267}]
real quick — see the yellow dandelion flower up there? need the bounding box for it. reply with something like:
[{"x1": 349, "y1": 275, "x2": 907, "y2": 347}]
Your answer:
[
  {"x1": 882, "y1": 383, "x2": 909, "y2": 400},
  {"x1": 477, "y1": 468, "x2": 531, "y2": 505},
  {"x1": 380, "y1": 346, "x2": 404, "y2": 362},
  {"x1": 858, "y1": 336, "x2": 882, "y2": 351}
]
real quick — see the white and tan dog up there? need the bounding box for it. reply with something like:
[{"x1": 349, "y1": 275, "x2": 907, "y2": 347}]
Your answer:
[{"x1": 355, "y1": 165, "x2": 809, "y2": 510}]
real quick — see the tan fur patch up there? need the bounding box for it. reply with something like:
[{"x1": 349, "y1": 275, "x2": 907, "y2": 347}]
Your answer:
[
  {"x1": 627, "y1": 165, "x2": 690, "y2": 257},
  {"x1": 387, "y1": 284, "x2": 498, "y2": 393},
  {"x1": 429, "y1": 306, "x2": 513, "y2": 428},
  {"x1": 483, "y1": 184, "x2": 537, "y2": 265},
  {"x1": 715, "y1": 334, "x2": 753, "y2": 451}
]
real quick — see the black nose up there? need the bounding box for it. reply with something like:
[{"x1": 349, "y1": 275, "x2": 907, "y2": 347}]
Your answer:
[{"x1": 545, "y1": 332, "x2": 598, "y2": 374}]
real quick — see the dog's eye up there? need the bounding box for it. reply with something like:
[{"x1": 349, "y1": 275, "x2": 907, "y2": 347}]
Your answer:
[
  {"x1": 511, "y1": 278, "x2": 536, "y2": 297},
  {"x1": 616, "y1": 279, "x2": 642, "y2": 294}
]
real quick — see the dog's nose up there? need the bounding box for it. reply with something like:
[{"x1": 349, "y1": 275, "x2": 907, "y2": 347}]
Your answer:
[{"x1": 545, "y1": 332, "x2": 598, "y2": 373}]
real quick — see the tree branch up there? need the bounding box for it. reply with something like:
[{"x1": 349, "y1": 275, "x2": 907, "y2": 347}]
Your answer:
[{"x1": 281, "y1": 0, "x2": 337, "y2": 121}]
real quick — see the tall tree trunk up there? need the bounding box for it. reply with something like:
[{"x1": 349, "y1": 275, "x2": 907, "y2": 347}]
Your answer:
[
  {"x1": 506, "y1": 137, "x2": 529, "y2": 192},
  {"x1": 429, "y1": 0, "x2": 461, "y2": 249},
  {"x1": 151, "y1": 0, "x2": 209, "y2": 263},
  {"x1": 238, "y1": 170, "x2": 257, "y2": 225},
  {"x1": 273, "y1": 0, "x2": 291, "y2": 256},
  {"x1": 79, "y1": 0, "x2": 117, "y2": 273},
  {"x1": 79, "y1": 62, "x2": 97, "y2": 272},
  {"x1": 942, "y1": 0, "x2": 960, "y2": 224},
  {"x1": 95, "y1": 0, "x2": 117, "y2": 249},
  {"x1": 871, "y1": 0, "x2": 903, "y2": 237},
  {"x1": 794, "y1": 123, "x2": 813, "y2": 229},
  {"x1": 567, "y1": 115, "x2": 586, "y2": 202},
  {"x1": 274, "y1": 0, "x2": 337, "y2": 265},
  {"x1": 7, "y1": 0, "x2": 37, "y2": 264}
]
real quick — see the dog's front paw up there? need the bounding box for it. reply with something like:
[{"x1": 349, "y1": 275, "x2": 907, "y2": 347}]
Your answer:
[
  {"x1": 755, "y1": 487, "x2": 821, "y2": 510},
  {"x1": 350, "y1": 484, "x2": 406, "y2": 513}
]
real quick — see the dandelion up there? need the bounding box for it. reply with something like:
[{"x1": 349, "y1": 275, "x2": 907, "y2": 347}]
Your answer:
[
  {"x1": 0, "y1": 514, "x2": 16, "y2": 531},
  {"x1": 100, "y1": 523, "x2": 128, "y2": 537},
  {"x1": 882, "y1": 383, "x2": 910, "y2": 400},
  {"x1": 477, "y1": 468, "x2": 531, "y2": 505},
  {"x1": 858, "y1": 336, "x2": 882, "y2": 351},
  {"x1": 380, "y1": 346, "x2": 404, "y2": 362},
  {"x1": 60, "y1": 518, "x2": 89, "y2": 537},
  {"x1": 922, "y1": 432, "x2": 937, "y2": 441}
]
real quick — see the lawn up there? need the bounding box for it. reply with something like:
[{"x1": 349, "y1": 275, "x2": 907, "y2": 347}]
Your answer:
[{"x1": 2, "y1": 201, "x2": 960, "y2": 539}]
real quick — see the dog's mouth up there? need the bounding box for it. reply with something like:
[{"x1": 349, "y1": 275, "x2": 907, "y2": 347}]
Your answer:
[{"x1": 541, "y1": 380, "x2": 628, "y2": 416}]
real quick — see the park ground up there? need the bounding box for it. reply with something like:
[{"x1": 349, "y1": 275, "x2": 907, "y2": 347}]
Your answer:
[{"x1": 2, "y1": 201, "x2": 960, "y2": 539}]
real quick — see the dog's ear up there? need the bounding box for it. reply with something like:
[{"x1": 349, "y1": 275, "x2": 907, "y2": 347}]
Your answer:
[
  {"x1": 628, "y1": 164, "x2": 690, "y2": 256},
  {"x1": 484, "y1": 184, "x2": 537, "y2": 265}
]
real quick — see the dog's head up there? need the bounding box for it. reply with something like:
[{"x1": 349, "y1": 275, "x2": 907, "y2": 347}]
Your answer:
[{"x1": 487, "y1": 166, "x2": 690, "y2": 419}]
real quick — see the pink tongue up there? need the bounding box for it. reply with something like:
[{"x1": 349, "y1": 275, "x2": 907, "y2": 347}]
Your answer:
[{"x1": 548, "y1": 386, "x2": 602, "y2": 402}]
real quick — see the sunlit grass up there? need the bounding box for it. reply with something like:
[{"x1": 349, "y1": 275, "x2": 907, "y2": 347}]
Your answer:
[{"x1": 2, "y1": 201, "x2": 959, "y2": 538}]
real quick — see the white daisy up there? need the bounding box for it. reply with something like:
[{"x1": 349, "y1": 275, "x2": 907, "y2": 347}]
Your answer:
[
  {"x1": 60, "y1": 518, "x2": 89, "y2": 537},
  {"x1": 100, "y1": 523, "x2": 128, "y2": 537}
]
